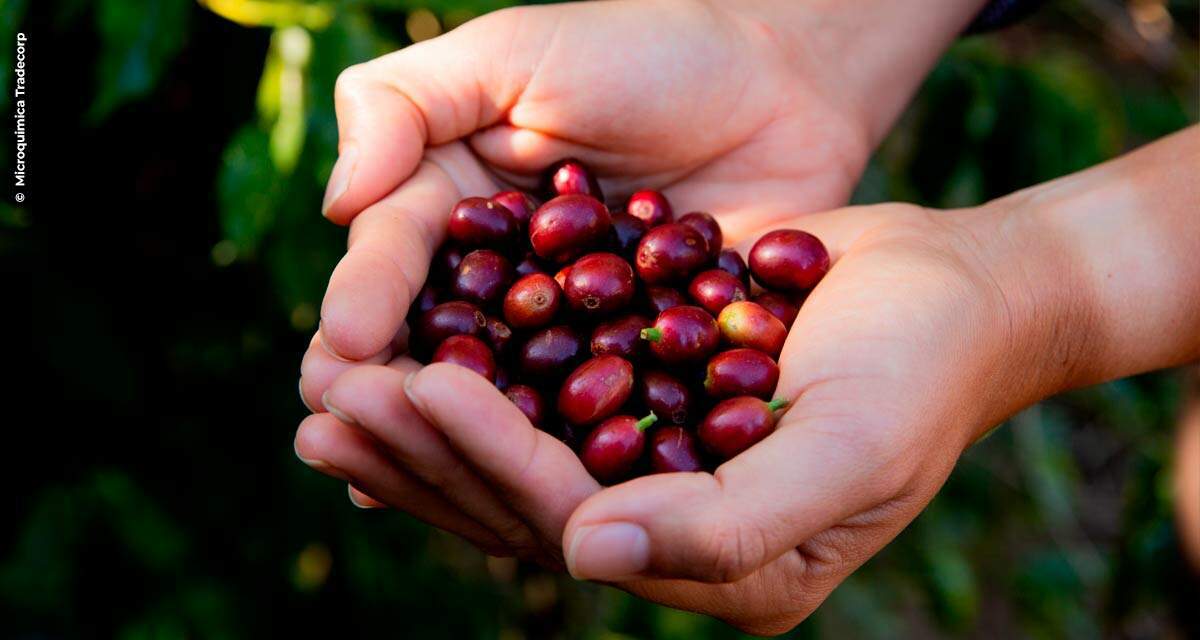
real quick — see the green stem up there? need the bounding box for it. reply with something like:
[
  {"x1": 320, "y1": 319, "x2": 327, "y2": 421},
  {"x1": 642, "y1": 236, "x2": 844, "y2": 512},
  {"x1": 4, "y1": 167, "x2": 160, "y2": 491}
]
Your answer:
[
  {"x1": 635, "y1": 412, "x2": 658, "y2": 432},
  {"x1": 639, "y1": 327, "x2": 662, "y2": 342},
  {"x1": 767, "y1": 398, "x2": 788, "y2": 412}
]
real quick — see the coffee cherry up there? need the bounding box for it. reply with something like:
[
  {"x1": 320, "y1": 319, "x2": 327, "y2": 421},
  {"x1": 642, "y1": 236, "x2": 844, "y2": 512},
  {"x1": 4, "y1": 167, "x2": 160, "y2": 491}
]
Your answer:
[
  {"x1": 704, "y1": 349, "x2": 779, "y2": 400},
  {"x1": 610, "y1": 212, "x2": 647, "y2": 258},
  {"x1": 678, "y1": 211, "x2": 722, "y2": 261},
  {"x1": 752, "y1": 291, "x2": 801, "y2": 329},
  {"x1": 415, "y1": 301, "x2": 486, "y2": 353},
  {"x1": 514, "y1": 251, "x2": 546, "y2": 277},
  {"x1": 451, "y1": 249, "x2": 514, "y2": 306},
  {"x1": 494, "y1": 366, "x2": 511, "y2": 391},
  {"x1": 491, "y1": 190, "x2": 539, "y2": 228},
  {"x1": 432, "y1": 244, "x2": 466, "y2": 283},
  {"x1": 717, "y1": 301, "x2": 788, "y2": 357},
  {"x1": 698, "y1": 396, "x2": 788, "y2": 460},
  {"x1": 529, "y1": 195, "x2": 612, "y2": 263},
  {"x1": 749, "y1": 229, "x2": 830, "y2": 292},
  {"x1": 448, "y1": 197, "x2": 516, "y2": 247},
  {"x1": 639, "y1": 370, "x2": 695, "y2": 425},
  {"x1": 432, "y1": 334, "x2": 496, "y2": 380},
  {"x1": 645, "y1": 285, "x2": 688, "y2": 315},
  {"x1": 484, "y1": 315, "x2": 514, "y2": 355},
  {"x1": 564, "y1": 252, "x2": 636, "y2": 314},
  {"x1": 558, "y1": 355, "x2": 635, "y2": 425},
  {"x1": 591, "y1": 314, "x2": 651, "y2": 360},
  {"x1": 410, "y1": 285, "x2": 440, "y2": 320},
  {"x1": 518, "y1": 325, "x2": 585, "y2": 378},
  {"x1": 545, "y1": 158, "x2": 603, "y2": 201},
  {"x1": 581, "y1": 413, "x2": 658, "y2": 483},
  {"x1": 640, "y1": 305, "x2": 719, "y2": 364},
  {"x1": 626, "y1": 190, "x2": 673, "y2": 227},
  {"x1": 635, "y1": 222, "x2": 710, "y2": 284},
  {"x1": 505, "y1": 384, "x2": 547, "y2": 428},
  {"x1": 687, "y1": 269, "x2": 748, "y2": 316},
  {"x1": 503, "y1": 273, "x2": 563, "y2": 329},
  {"x1": 650, "y1": 427, "x2": 704, "y2": 473},
  {"x1": 717, "y1": 249, "x2": 750, "y2": 287}
]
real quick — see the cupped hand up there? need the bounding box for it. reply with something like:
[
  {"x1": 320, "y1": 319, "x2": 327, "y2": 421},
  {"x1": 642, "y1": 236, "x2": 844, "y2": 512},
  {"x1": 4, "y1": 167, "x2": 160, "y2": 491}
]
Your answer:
[{"x1": 297, "y1": 201, "x2": 1043, "y2": 634}]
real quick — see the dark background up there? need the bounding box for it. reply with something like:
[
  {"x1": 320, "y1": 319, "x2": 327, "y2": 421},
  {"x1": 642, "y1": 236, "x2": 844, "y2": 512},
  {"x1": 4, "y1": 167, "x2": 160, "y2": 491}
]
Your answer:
[{"x1": 4, "y1": 0, "x2": 1198, "y2": 637}]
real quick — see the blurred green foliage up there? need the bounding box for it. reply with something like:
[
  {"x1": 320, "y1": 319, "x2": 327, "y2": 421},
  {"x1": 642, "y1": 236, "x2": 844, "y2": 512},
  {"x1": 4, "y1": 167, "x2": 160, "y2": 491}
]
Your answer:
[{"x1": 5, "y1": 0, "x2": 1198, "y2": 638}]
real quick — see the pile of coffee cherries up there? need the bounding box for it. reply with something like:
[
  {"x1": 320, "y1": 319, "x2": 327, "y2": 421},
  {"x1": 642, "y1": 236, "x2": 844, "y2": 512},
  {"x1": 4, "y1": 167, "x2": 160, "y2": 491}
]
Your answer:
[{"x1": 410, "y1": 160, "x2": 829, "y2": 484}]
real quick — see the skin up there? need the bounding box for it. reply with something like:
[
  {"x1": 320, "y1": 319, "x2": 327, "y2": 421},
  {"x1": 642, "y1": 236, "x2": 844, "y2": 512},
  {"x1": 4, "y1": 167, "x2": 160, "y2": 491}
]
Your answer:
[{"x1": 293, "y1": 0, "x2": 1200, "y2": 634}]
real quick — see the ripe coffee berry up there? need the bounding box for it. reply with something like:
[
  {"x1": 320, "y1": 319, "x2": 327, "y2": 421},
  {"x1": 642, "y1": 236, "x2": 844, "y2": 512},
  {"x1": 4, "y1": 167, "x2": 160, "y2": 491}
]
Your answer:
[
  {"x1": 641, "y1": 305, "x2": 720, "y2": 364},
  {"x1": 503, "y1": 273, "x2": 562, "y2": 329},
  {"x1": 591, "y1": 314, "x2": 651, "y2": 360},
  {"x1": 580, "y1": 413, "x2": 658, "y2": 484},
  {"x1": 448, "y1": 197, "x2": 516, "y2": 247},
  {"x1": 678, "y1": 211, "x2": 722, "y2": 261},
  {"x1": 704, "y1": 348, "x2": 779, "y2": 399},
  {"x1": 432, "y1": 334, "x2": 496, "y2": 381},
  {"x1": 451, "y1": 249, "x2": 514, "y2": 306},
  {"x1": 505, "y1": 384, "x2": 547, "y2": 428},
  {"x1": 491, "y1": 190, "x2": 538, "y2": 228},
  {"x1": 558, "y1": 355, "x2": 635, "y2": 426},
  {"x1": 625, "y1": 190, "x2": 673, "y2": 227},
  {"x1": 529, "y1": 195, "x2": 612, "y2": 263},
  {"x1": 519, "y1": 325, "x2": 585, "y2": 378},
  {"x1": 644, "y1": 285, "x2": 688, "y2": 315},
  {"x1": 699, "y1": 397, "x2": 788, "y2": 460},
  {"x1": 688, "y1": 269, "x2": 748, "y2": 316},
  {"x1": 717, "y1": 301, "x2": 788, "y2": 358},
  {"x1": 545, "y1": 158, "x2": 603, "y2": 201},
  {"x1": 752, "y1": 291, "x2": 801, "y2": 328},
  {"x1": 639, "y1": 370, "x2": 695, "y2": 425},
  {"x1": 635, "y1": 222, "x2": 710, "y2": 284},
  {"x1": 749, "y1": 229, "x2": 830, "y2": 292},
  {"x1": 717, "y1": 249, "x2": 750, "y2": 287},
  {"x1": 415, "y1": 301, "x2": 486, "y2": 351},
  {"x1": 564, "y1": 252, "x2": 636, "y2": 314},
  {"x1": 610, "y1": 212, "x2": 648, "y2": 258},
  {"x1": 650, "y1": 427, "x2": 705, "y2": 473}
]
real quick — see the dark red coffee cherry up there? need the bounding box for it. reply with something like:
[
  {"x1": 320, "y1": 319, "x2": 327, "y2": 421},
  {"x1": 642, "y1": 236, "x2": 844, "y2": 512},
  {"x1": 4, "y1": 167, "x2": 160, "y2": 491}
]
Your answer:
[
  {"x1": 491, "y1": 190, "x2": 539, "y2": 228},
  {"x1": 557, "y1": 355, "x2": 635, "y2": 426},
  {"x1": 749, "y1": 229, "x2": 830, "y2": 292},
  {"x1": 704, "y1": 349, "x2": 779, "y2": 400},
  {"x1": 518, "y1": 325, "x2": 585, "y2": 378},
  {"x1": 610, "y1": 212, "x2": 647, "y2": 258},
  {"x1": 529, "y1": 194, "x2": 612, "y2": 263},
  {"x1": 505, "y1": 384, "x2": 547, "y2": 428},
  {"x1": 639, "y1": 370, "x2": 695, "y2": 425},
  {"x1": 432, "y1": 334, "x2": 496, "y2": 381},
  {"x1": 451, "y1": 249, "x2": 514, "y2": 306},
  {"x1": 410, "y1": 285, "x2": 440, "y2": 319},
  {"x1": 503, "y1": 273, "x2": 563, "y2": 329},
  {"x1": 494, "y1": 366, "x2": 510, "y2": 391},
  {"x1": 484, "y1": 315, "x2": 514, "y2": 355},
  {"x1": 432, "y1": 244, "x2": 466, "y2": 283},
  {"x1": 717, "y1": 301, "x2": 788, "y2": 358},
  {"x1": 514, "y1": 251, "x2": 546, "y2": 277},
  {"x1": 752, "y1": 291, "x2": 801, "y2": 329},
  {"x1": 678, "y1": 211, "x2": 722, "y2": 261},
  {"x1": 448, "y1": 197, "x2": 516, "y2": 247},
  {"x1": 415, "y1": 301, "x2": 487, "y2": 352},
  {"x1": 635, "y1": 222, "x2": 710, "y2": 284},
  {"x1": 580, "y1": 413, "x2": 658, "y2": 484},
  {"x1": 645, "y1": 285, "x2": 688, "y2": 315},
  {"x1": 591, "y1": 314, "x2": 651, "y2": 360},
  {"x1": 626, "y1": 190, "x2": 673, "y2": 227},
  {"x1": 544, "y1": 158, "x2": 603, "y2": 201},
  {"x1": 650, "y1": 427, "x2": 705, "y2": 473},
  {"x1": 717, "y1": 249, "x2": 750, "y2": 287},
  {"x1": 564, "y1": 252, "x2": 635, "y2": 315},
  {"x1": 640, "y1": 305, "x2": 720, "y2": 364},
  {"x1": 687, "y1": 269, "x2": 748, "y2": 316},
  {"x1": 699, "y1": 397, "x2": 787, "y2": 460}
]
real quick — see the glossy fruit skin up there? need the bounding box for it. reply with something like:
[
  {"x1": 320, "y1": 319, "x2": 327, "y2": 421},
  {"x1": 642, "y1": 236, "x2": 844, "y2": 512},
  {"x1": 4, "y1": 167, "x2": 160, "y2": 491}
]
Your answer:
[
  {"x1": 635, "y1": 223, "x2": 710, "y2": 284},
  {"x1": 645, "y1": 285, "x2": 688, "y2": 315},
  {"x1": 503, "y1": 273, "x2": 563, "y2": 329},
  {"x1": 494, "y1": 366, "x2": 511, "y2": 391},
  {"x1": 610, "y1": 212, "x2": 647, "y2": 259},
  {"x1": 432, "y1": 245, "x2": 466, "y2": 283},
  {"x1": 640, "y1": 370, "x2": 695, "y2": 425},
  {"x1": 529, "y1": 195, "x2": 612, "y2": 263},
  {"x1": 580, "y1": 413, "x2": 657, "y2": 483},
  {"x1": 558, "y1": 355, "x2": 635, "y2": 425},
  {"x1": 717, "y1": 249, "x2": 750, "y2": 287},
  {"x1": 415, "y1": 301, "x2": 487, "y2": 353},
  {"x1": 545, "y1": 158, "x2": 604, "y2": 201},
  {"x1": 626, "y1": 190, "x2": 673, "y2": 227},
  {"x1": 484, "y1": 315, "x2": 514, "y2": 355},
  {"x1": 432, "y1": 334, "x2": 497, "y2": 380},
  {"x1": 410, "y1": 285, "x2": 440, "y2": 319},
  {"x1": 717, "y1": 301, "x2": 788, "y2": 357},
  {"x1": 753, "y1": 291, "x2": 801, "y2": 329},
  {"x1": 591, "y1": 314, "x2": 651, "y2": 360},
  {"x1": 505, "y1": 384, "x2": 547, "y2": 428},
  {"x1": 699, "y1": 397, "x2": 786, "y2": 459},
  {"x1": 749, "y1": 229, "x2": 830, "y2": 292},
  {"x1": 518, "y1": 325, "x2": 585, "y2": 378},
  {"x1": 704, "y1": 349, "x2": 779, "y2": 399},
  {"x1": 641, "y1": 305, "x2": 720, "y2": 364},
  {"x1": 687, "y1": 269, "x2": 748, "y2": 316},
  {"x1": 491, "y1": 190, "x2": 539, "y2": 228},
  {"x1": 564, "y1": 252, "x2": 636, "y2": 314},
  {"x1": 448, "y1": 197, "x2": 517, "y2": 247},
  {"x1": 678, "y1": 211, "x2": 722, "y2": 261},
  {"x1": 451, "y1": 249, "x2": 515, "y2": 306},
  {"x1": 514, "y1": 252, "x2": 546, "y2": 278},
  {"x1": 650, "y1": 427, "x2": 705, "y2": 473}
]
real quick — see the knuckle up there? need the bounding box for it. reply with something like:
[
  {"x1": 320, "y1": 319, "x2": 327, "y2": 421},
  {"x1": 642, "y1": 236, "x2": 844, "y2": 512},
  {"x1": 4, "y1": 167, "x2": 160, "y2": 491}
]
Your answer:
[
  {"x1": 333, "y1": 63, "x2": 371, "y2": 102},
  {"x1": 697, "y1": 520, "x2": 767, "y2": 583}
]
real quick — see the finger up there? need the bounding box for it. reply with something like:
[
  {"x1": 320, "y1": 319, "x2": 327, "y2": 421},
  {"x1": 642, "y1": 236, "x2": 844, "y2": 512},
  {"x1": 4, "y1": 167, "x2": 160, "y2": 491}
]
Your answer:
[
  {"x1": 347, "y1": 485, "x2": 387, "y2": 509},
  {"x1": 319, "y1": 145, "x2": 495, "y2": 361},
  {"x1": 322, "y1": 7, "x2": 553, "y2": 223},
  {"x1": 299, "y1": 330, "x2": 395, "y2": 412},
  {"x1": 404, "y1": 363, "x2": 601, "y2": 544},
  {"x1": 295, "y1": 413, "x2": 511, "y2": 555},
  {"x1": 323, "y1": 360, "x2": 547, "y2": 559}
]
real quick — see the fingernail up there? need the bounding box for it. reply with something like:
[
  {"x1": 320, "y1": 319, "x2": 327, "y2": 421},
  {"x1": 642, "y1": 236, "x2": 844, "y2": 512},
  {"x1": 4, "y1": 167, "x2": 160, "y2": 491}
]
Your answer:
[
  {"x1": 299, "y1": 378, "x2": 315, "y2": 413},
  {"x1": 322, "y1": 145, "x2": 358, "y2": 218},
  {"x1": 322, "y1": 391, "x2": 356, "y2": 425},
  {"x1": 348, "y1": 486, "x2": 381, "y2": 509},
  {"x1": 294, "y1": 441, "x2": 351, "y2": 482},
  {"x1": 565, "y1": 523, "x2": 650, "y2": 581},
  {"x1": 402, "y1": 371, "x2": 424, "y2": 412}
]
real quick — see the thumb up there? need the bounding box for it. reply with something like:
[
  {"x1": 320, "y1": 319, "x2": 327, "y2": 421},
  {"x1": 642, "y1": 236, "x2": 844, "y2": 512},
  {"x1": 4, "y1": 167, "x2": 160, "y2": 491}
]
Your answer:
[{"x1": 322, "y1": 7, "x2": 551, "y2": 224}]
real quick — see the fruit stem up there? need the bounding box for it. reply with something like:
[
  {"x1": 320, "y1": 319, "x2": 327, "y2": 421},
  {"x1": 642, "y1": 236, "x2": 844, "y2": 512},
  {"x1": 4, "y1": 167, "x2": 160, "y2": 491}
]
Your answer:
[
  {"x1": 635, "y1": 412, "x2": 658, "y2": 432},
  {"x1": 767, "y1": 398, "x2": 788, "y2": 412},
  {"x1": 639, "y1": 327, "x2": 662, "y2": 342}
]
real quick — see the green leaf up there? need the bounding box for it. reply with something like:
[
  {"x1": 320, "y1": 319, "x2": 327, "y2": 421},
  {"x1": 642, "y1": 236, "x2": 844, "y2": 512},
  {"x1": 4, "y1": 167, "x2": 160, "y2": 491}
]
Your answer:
[
  {"x1": 89, "y1": 0, "x2": 190, "y2": 122},
  {"x1": 217, "y1": 125, "x2": 285, "y2": 255},
  {"x1": 0, "y1": 0, "x2": 28, "y2": 113}
]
